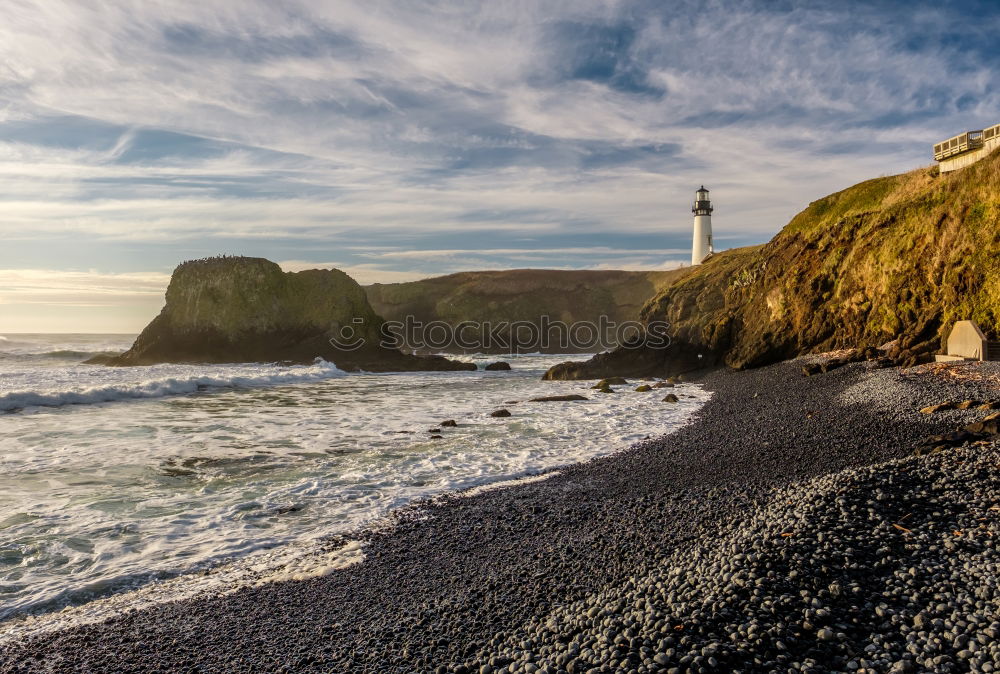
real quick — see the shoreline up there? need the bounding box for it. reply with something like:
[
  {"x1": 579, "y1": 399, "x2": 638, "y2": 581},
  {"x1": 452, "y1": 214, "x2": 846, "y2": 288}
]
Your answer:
[
  {"x1": 1, "y1": 353, "x2": 706, "y2": 626},
  {"x1": 3, "y1": 359, "x2": 999, "y2": 672},
  {"x1": 0, "y1": 471, "x2": 572, "y2": 646},
  {"x1": 0, "y1": 364, "x2": 709, "y2": 636}
]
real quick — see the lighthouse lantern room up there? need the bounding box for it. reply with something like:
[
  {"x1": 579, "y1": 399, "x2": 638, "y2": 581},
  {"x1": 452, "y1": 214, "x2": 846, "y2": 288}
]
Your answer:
[{"x1": 691, "y1": 186, "x2": 714, "y2": 266}]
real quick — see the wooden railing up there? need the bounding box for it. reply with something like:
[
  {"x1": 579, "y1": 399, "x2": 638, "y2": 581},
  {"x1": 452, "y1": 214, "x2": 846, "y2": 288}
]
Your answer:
[{"x1": 934, "y1": 131, "x2": 985, "y2": 161}]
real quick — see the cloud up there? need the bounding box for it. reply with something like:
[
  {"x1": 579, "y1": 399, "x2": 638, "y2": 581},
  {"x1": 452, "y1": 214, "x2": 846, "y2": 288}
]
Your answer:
[
  {"x1": 353, "y1": 247, "x2": 689, "y2": 261},
  {"x1": 1, "y1": 0, "x2": 999, "y2": 330},
  {"x1": 0, "y1": 268, "x2": 169, "y2": 301},
  {"x1": 0, "y1": 269, "x2": 169, "y2": 333}
]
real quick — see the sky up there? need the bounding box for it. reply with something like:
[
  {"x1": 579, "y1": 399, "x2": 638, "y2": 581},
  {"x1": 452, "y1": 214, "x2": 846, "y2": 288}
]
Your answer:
[{"x1": 2, "y1": 0, "x2": 999, "y2": 333}]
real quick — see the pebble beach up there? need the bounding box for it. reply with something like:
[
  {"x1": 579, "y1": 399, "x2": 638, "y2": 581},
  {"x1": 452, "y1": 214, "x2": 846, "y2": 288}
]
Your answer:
[{"x1": 3, "y1": 358, "x2": 999, "y2": 673}]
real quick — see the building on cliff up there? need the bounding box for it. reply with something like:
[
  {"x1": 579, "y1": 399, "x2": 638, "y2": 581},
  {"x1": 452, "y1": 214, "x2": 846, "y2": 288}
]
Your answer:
[
  {"x1": 934, "y1": 123, "x2": 1000, "y2": 173},
  {"x1": 691, "y1": 186, "x2": 714, "y2": 266}
]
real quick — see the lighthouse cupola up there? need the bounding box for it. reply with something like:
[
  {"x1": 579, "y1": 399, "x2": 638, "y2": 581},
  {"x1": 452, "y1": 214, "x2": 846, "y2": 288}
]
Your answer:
[
  {"x1": 691, "y1": 185, "x2": 714, "y2": 266},
  {"x1": 693, "y1": 186, "x2": 713, "y2": 215}
]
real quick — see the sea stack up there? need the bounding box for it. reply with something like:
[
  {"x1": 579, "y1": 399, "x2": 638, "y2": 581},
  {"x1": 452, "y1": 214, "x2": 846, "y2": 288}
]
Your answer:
[
  {"x1": 99, "y1": 256, "x2": 476, "y2": 372},
  {"x1": 691, "y1": 185, "x2": 714, "y2": 266}
]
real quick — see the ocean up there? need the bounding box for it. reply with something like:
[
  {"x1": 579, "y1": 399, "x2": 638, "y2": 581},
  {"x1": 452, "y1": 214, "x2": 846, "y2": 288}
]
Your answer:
[{"x1": 0, "y1": 334, "x2": 706, "y2": 624}]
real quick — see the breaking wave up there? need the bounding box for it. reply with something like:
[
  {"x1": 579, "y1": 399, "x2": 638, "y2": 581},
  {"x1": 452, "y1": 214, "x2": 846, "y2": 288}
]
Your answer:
[{"x1": 0, "y1": 360, "x2": 346, "y2": 412}]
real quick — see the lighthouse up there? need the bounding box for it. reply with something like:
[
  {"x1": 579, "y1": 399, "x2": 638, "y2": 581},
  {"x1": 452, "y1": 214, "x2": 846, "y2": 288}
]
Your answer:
[{"x1": 691, "y1": 186, "x2": 714, "y2": 266}]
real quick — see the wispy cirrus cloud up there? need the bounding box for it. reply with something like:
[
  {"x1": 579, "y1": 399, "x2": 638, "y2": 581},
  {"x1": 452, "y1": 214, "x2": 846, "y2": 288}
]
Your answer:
[
  {"x1": 1, "y1": 0, "x2": 999, "y2": 330},
  {"x1": 0, "y1": 269, "x2": 169, "y2": 303},
  {"x1": 0, "y1": 268, "x2": 171, "y2": 333}
]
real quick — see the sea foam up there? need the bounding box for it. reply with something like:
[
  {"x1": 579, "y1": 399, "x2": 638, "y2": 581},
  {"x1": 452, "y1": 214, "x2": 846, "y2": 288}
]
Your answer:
[
  {"x1": 0, "y1": 348, "x2": 710, "y2": 628},
  {"x1": 0, "y1": 359, "x2": 346, "y2": 411}
]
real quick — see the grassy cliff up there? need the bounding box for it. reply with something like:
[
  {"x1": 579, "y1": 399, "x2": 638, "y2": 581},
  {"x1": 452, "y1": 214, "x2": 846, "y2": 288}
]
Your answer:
[
  {"x1": 546, "y1": 151, "x2": 1000, "y2": 379},
  {"x1": 365, "y1": 269, "x2": 691, "y2": 353}
]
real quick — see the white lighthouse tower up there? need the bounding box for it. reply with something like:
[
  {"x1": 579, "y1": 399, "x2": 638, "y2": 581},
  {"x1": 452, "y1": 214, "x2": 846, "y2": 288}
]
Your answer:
[{"x1": 691, "y1": 186, "x2": 714, "y2": 266}]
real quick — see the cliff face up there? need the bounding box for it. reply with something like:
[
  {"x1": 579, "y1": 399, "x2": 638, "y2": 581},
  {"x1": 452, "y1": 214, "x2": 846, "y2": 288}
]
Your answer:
[
  {"x1": 106, "y1": 257, "x2": 475, "y2": 371},
  {"x1": 365, "y1": 269, "x2": 690, "y2": 354},
  {"x1": 546, "y1": 152, "x2": 1000, "y2": 379}
]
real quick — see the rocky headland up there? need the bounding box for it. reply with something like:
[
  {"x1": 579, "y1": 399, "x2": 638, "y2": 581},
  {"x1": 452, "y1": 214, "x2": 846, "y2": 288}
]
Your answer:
[
  {"x1": 97, "y1": 256, "x2": 475, "y2": 372},
  {"x1": 365, "y1": 269, "x2": 690, "y2": 354},
  {"x1": 546, "y1": 153, "x2": 1000, "y2": 380}
]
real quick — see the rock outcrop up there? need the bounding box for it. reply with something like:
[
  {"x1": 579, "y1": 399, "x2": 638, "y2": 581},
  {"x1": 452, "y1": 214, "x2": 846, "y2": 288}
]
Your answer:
[
  {"x1": 101, "y1": 257, "x2": 475, "y2": 372},
  {"x1": 365, "y1": 269, "x2": 689, "y2": 354},
  {"x1": 546, "y1": 153, "x2": 1000, "y2": 379},
  {"x1": 542, "y1": 334, "x2": 706, "y2": 380}
]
